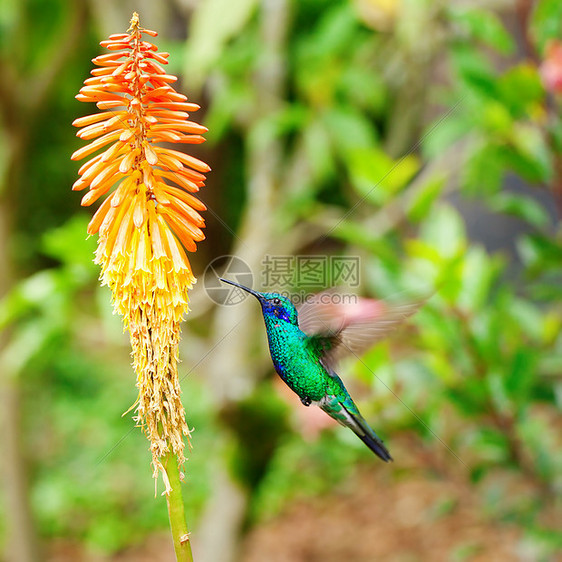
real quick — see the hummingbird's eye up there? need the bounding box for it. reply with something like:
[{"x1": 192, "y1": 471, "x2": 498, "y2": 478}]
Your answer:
[{"x1": 272, "y1": 297, "x2": 281, "y2": 305}]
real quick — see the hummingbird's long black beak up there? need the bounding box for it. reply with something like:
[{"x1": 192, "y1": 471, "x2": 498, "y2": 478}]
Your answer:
[{"x1": 219, "y1": 278, "x2": 263, "y2": 300}]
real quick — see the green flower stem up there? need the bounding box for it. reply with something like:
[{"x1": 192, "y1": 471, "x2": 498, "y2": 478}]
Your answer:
[{"x1": 163, "y1": 452, "x2": 194, "y2": 562}]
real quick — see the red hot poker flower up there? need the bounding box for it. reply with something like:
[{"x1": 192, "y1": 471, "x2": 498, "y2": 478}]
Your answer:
[{"x1": 71, "y1": 12, "x2": 210, "y2": 485}]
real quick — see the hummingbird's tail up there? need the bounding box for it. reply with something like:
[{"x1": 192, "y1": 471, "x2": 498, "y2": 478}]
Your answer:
[
  {"x1": 342, "y1": 405, "x2": 393, "y2": 462},
  {"x1": 319, "y1": 382, "x2": 393, "y2": 462}
]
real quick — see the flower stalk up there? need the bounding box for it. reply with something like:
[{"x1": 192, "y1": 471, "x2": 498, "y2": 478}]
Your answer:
[
  {"x1": 71, "y1": 12, "x2": 209, "y2": 559},
  {"x1": 164, "y1": 451, "x2": 194, "y2": 562}
]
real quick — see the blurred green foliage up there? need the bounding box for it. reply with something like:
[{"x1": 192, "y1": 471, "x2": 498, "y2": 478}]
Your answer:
[{"x1": 1, "y1": 0, "x2": 562, "y2": 559}]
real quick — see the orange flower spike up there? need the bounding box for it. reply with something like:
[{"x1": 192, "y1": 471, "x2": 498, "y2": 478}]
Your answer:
[{"x1": 71, "y1": 12, "x2": 209, "y2": 485}]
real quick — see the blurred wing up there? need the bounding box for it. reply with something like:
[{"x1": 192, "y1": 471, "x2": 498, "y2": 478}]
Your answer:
[
  {"x1": 299, "y1": 291, "x2": 423, "y2": 372},
  {"x1": 297, "y1": 288, "x2": 349, "y2": 335}
]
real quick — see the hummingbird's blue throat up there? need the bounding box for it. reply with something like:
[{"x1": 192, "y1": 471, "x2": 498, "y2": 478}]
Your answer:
[{"x1": 262, "y1": 302, "x2": 293, "y2": 323}]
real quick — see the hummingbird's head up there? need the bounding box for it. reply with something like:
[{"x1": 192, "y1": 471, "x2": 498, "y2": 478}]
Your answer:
[
  {"x1": 259, "y1": 292, "x2": 298, "y2": 324},
  {"x1": 219, "y1": 279, "x2": 299, "y2": 325}
]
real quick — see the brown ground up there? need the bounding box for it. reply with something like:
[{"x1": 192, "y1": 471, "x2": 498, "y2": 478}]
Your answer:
[
  {"x1": 47, "y1": 466, "x2": 532, "y2": 562},
  {"x1": 241, "y1": 469, "x2": 522, "y2": 562}
]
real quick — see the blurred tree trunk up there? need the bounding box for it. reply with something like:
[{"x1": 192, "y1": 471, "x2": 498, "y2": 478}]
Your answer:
[
  {"x1": 384, "y1": 1, "x2": 446, "y2": 158},
  {"x1": 195, "y1": 1, "x2": 291, "y2": 561},
  {"x1": 0, "y1": 86, "x2": 42, "y2": 562},
  {"x1": 0, "y1": 121, "x2": 42, "y2": 562},
  {"x1": 1, "y1": 378, "x2": 41, "y2": 562},
  {"x1": 0, "y1": 4, "x2": 88, "y2": 560}
]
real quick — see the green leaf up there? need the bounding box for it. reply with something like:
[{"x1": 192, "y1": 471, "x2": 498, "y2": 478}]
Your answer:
[
  {"x1": 458, "y1": 246, "x2": 504, "y2": 311},
  {"x1": 505, "y1": 349, "x2": 536, "y2": 405},
  {"x1": 451, "y1": 7, "x2": 515, "y2": 55},
  {"x1": 0, "y1": 270, "x2": 59, "y2": 329},
  {"x1": 41, "y1": 214, "x2": 97, "y2": 268},
  {"x1": 354, "y1": 345, "x2": 391, "y2": 385},
  {"x1": 339, "y1": 66, "x2": 387, "y2": 113},
  {"x1": 419, "y1": 203, "x2": 466, "y2": 259},
  {"x1": 323, "y1": 106, "x2": 378, "y2": 153},
  {"x1": 185, "y1": 0, "x2": 258, "y2": 87},
  {"x1": 205, "y1": 82, "x2": 254, "y2": 142},
  {"x1": 508, "y1": 124, "x2": 552, "y2": 183},
  {"x1": 406, "y1": 239, "x2": 443, "y2": 265},
  {"x1": 346, "y1": 146, "x2": 420, "y2": 204},
  {"x1": 426, "y1": 353, "x2": 457, "y2": 384},
  {"x1": 525, "y1": 526, "x2": 562, "y2": 556},
  {"x1": 480, "y1": 101, "x2": 514, "y2": 137},
  {"x1": 450, "y1": 43, "x2": 497, "y2": 99},
  {"x1": 1, "y1": 317, "x2": 54, "y2": 376},
  {"x1": 510, "y1": 298, "x2": 544, "y2": 343},
  {"x1": 296, "y1": 3, "x2": 359, "y2": 61},
  {"x1": 541, "y1": 313, "x2": 562, "y2": 345},
  {"x1": 408, "y1": 175, "x2": 446, "y2": 222},
  {"x1": 531, "y1": 0, "x2": 562, "y2": 52},
  {"x1": 447, "y1": 380, "x2": 487, "y2": 416},
  {"x1": 421, "y1": 111, "x2": 474, "y2": 160},
  {"x1": 486, "y1": 192, "x2": 551, "y2": 228},
  {"x1": 497, "y1": 63, "x2": 545, "y2": 118},
  {"x1": 462, "y1": 143, "x2": 504, "y2": 196},
  {"x1": 303, "y1": 116, "x2": 337, "y2": 183},
  {"x1": 332, "y1": 220, "x2": 396, "y2": 256},
  {"x1": 486, "y1": 371, "x2": 511, "y2": 415},
  {"x1": 470, "y1": 427, "x2": 510, "y2": 461},
  {"x1": 517, "y1": 233, "x2": 562, "y2": 273},
  {"x1": 294, "y1": 5, "x2": 364, "y2": 105},
  {"x1": 405, "y1": 240, "x2": 445, "y2": 287},
  {"x1": 515, "y1": 415, "x2": 557, "y2": 479},
  {"x1": 493, "y1": 144, "x2": 548, "y2": 185}
]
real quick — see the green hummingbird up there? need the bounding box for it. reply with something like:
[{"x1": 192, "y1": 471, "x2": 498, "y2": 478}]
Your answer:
[{"x1": 220, "y1": 278, "x2": 421, "y2": 462}]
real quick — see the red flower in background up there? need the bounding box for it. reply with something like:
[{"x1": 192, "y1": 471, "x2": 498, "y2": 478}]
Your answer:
[{"x1": 540, "y1": 40, "x2": 562, "y2": 95}]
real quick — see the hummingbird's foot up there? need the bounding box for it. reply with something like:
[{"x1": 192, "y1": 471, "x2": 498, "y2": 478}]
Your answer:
[{"x1": 300, "y1": 396, "x2": 312, "y2": 407}]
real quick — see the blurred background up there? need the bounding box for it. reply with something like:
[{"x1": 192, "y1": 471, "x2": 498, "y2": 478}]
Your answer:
[{"x1": 1, "y1": 0, "x2": 562, "y2": 561}]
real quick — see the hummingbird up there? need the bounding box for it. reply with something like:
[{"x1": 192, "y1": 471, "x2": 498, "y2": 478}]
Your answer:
[{"x1": 219, "y1": 278, "x2": 421, "y2": 462}]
